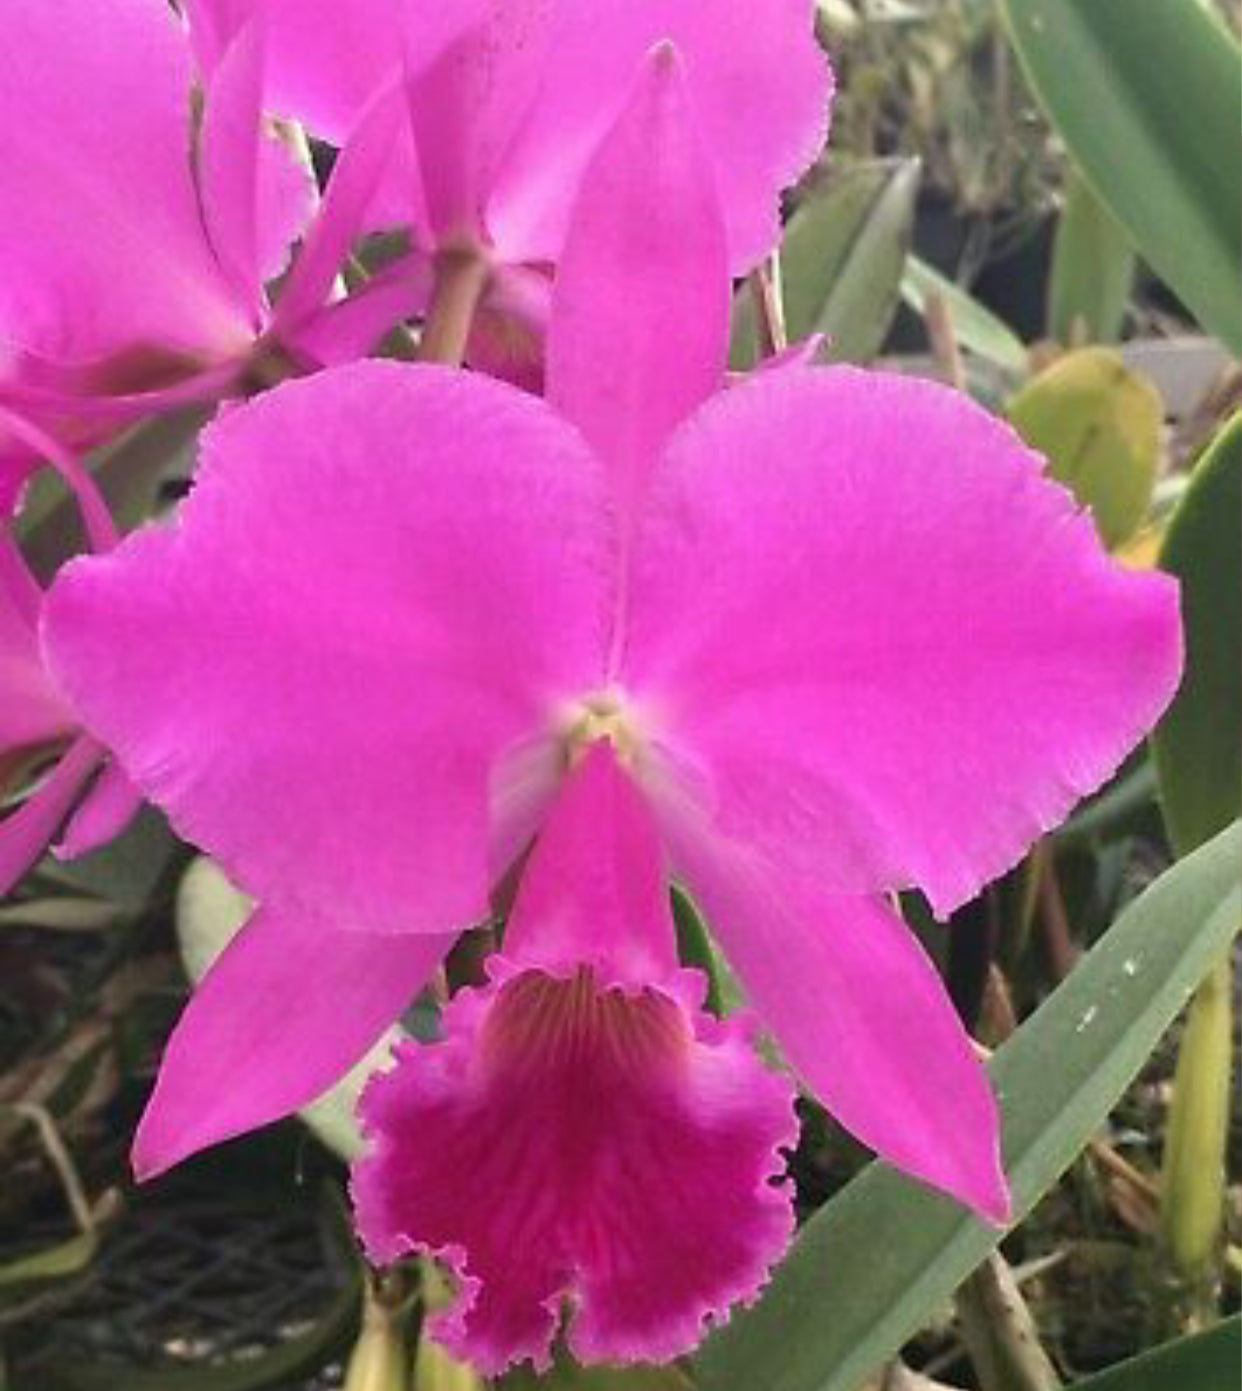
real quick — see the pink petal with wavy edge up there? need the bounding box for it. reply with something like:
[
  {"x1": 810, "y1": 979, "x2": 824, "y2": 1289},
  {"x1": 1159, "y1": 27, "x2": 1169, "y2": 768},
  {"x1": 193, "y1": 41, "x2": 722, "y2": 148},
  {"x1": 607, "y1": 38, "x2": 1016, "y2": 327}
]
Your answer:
[
  {"x1": 54, "y1": 760, "x2": 143, "y2": 862},
  {"x1": 0, "y1": 0, "x2": 248, "y2": 365},
  {"x1": 0, "y1": 736, "x2": 102, "y2": 896},
  {"x1": 489, "y1": 0, "x2": 831, "y2": 273},
  {"x1": 623, "y1": 367, "x2": 1183, "y2": 918},
  {"x1": 547, "y1": 45, "x2": 728, "y2": 513},
  {"x1": 656, "y1": 792, "x2": 1008, "y2": 1220},
  {"x1": 353, "y1": 744, "x2": 795, "y2": 1373},
  {"x1": 198, "y1": 19, "x2": 313, "y2": 321},
  {"x1": 134, "y1": 904, "x2": 454, "y2": 1179},
  {"x1": 44, "y1": 364, "x2": 615, "y2": 935}
]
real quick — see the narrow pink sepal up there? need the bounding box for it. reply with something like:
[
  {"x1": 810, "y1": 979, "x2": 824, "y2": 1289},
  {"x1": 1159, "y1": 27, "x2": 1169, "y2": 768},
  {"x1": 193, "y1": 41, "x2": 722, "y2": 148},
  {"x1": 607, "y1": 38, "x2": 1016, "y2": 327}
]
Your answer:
[
  {"x1": 186, "y1": 0, "x2": 416, "y2": 145},
  {"x1": 0, "y1": 736, "x2": 102, "y2": 896},
  {"x1": 353, "y1": 743, "x2": 796, "y2": 1373},
  {"x1": 625, "y1": 367, "x2": 1183, "y2": 917},
  {"x1": 0, "y1": 534, "x2": 75, "y2": 751},
  {"x1": 657, "y1": 811, "x2": 1010, "y2": 1222},
  {"x1": 547, "y1": 45, "x2": 729, "y2": 513},
  {"x1": 273, "y1": 83, "x2": 410, "y2": 339},
  {"x1": 488, "y1": 0, "x2": 832, "y2": 273},
  {"x1": 43, "y1": 364, "x2": 615, "y2": 935},
  {"x1": 403, "y1": 1, "x2": 553, "y2": 245},
  {"x1": 282, "y1": 260, "x2": 432, "y2": 369},
  {"x1": 134, "y1": 903, "x2": 454, "y2": 1180},
  {"x1": 54, "y1": 759, "x2": 142, "y2": 862},
  {"x1": 199, "y1": 19, "x2": 270, "y2": 323}
]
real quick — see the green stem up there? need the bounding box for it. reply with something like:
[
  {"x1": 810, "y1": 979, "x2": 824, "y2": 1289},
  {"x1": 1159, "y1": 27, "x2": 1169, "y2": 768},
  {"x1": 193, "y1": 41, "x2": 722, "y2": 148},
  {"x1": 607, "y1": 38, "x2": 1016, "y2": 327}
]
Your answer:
[{"x1": 418, "y1": 249, "x2": 491, "y2": 366}]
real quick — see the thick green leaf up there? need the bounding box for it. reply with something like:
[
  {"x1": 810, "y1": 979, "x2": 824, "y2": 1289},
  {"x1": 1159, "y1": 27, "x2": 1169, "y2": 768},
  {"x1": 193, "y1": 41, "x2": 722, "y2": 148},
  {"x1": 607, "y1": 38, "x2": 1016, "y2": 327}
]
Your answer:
[
  {"x1": 1152, "y1": 414, "x2": 1242, "y2": 854},
  {"x1": 1006, "y1": 348, "x2": 1162, "y2": 548},
  {"x1": 695, "y1": 821, "x2": 1241, "y2": 1391},
  {"x1": 733, "y1": 159, "x2": 921, "y2": 367},
  {"x1": 1047, "y1": 167, "x2": 1136, "y2": 345},
  {"x1": 899, "y1": 255, "x2": 1028, "y2": 375},
  {"x1": 999, "y1": 0, "x2": 1242, "y2": 353},
  {"x1": 1069, "y1": 1316, "x2": 1240, "y2": 1391}
]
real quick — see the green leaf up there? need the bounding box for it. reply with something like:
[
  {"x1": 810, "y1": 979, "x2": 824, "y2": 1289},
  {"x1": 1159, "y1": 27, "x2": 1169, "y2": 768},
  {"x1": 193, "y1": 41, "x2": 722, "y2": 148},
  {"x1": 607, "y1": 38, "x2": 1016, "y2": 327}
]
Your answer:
[
  {"x1": 0, "y1": 896, "x2": 123, "y2": 931},
  {"x1": 39, "y1": 805, "x2": 182, "y2": 909},
  {"x1": 1006, "y1": 347, "x2": 1162, "y2": 548},
  {"x1": 998, "y1": 0, "x2": 1242, "y2": 353},
  {"x1": 174, "y1": 857, "x2": 396, "y2": 1161},
  {"x1": 1068, "y1": 1316, "x2": 1240, "y2": 1391},
  {"x1": 671, "y1": 886, "x2": 740, "y2": 1017},
  {"x1": 0, "y1": 1229, "x2": 99, "y2": 1288},
  {"x1": 695, "y1": 821, "x2": 1242, "y2": 1391},
  {"x1": 899, "y1": 255, "x2": 1028, "y2": 375},
  {"x1": 1152, "y1": 414, "x2": 1242, "y2": 855},
  {"x1": 1047, "y1": 167, "x2": 1136, "y2": 345},
  {"x1": 733, "y1": 159, "x2": 921, "y2": 368}
]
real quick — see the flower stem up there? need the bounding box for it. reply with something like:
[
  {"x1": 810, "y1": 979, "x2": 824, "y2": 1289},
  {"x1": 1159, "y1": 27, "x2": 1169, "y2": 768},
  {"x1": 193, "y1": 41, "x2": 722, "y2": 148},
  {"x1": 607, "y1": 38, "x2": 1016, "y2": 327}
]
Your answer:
[
  {"x1": 418, "y1": 248, "x2": 490, "y2": 366},
  {"x1": 748, "y1": 253, "x2": 787, "y2": 358}
]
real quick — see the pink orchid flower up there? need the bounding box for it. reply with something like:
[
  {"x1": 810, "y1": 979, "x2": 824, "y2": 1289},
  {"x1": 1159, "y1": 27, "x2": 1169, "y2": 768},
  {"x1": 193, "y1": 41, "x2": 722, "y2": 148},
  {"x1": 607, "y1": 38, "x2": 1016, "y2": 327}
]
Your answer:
[
  {"x1": 42, "y1": 48, "x2": 1181, "y2": 1370},
  {"x1": 182, "y1": 0, "x2": 831, "y2": 375},
  {"x1": 0, "y1": 410, "x2": 141, "y2": 894},
  {"x1": 0, "y1": 0, "x2": 404, "y2": 509}
]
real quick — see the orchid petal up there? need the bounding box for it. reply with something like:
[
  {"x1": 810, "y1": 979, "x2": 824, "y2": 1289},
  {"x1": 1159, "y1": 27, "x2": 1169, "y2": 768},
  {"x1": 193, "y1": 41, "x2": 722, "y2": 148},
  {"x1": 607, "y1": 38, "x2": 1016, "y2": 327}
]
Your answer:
[
  {"x1": 134, "y1": 902, "x2": 454, "y2": 1178},
  {"x1": 186, "y1": 0, "x2": 463, "y2": 234},
  {"x1": 547, "y1": 45, "x2": 729, "y2": 511},
  {"x1": 199, "y1": 18, "x2": 312, "y2": 320},
  {"x1": 0, "y1": 736, "x2": 101, "y2": 896},
  {"x1": 0, "y1": 0, "x2": 248, "y2": 364},
  {"x1": 354, "y1": 742, "x2": 795, "y2": 1373},
  {"x1": 625, "y1": 367, "x2": 1183, "y2": 917},
  {"x1": 403, "y1": 1, "x2": 554, "y2": 244},
  {"x1": 273, "y1": 83, "x2": 412, "y2": 339},
  {"x1": 44, "y1": 364, "x2": 615, "y2": 934},
  {"x1": 659, "y1": 809, "x2": 1009, "y2": 1221},
  {"x1": 282, "y1": 262, "x2": 431, "y2": 370},
  {"x1": 488, "y1": 0, "x2": 832, "y2": 273},
  {"x1": 0, "y1": 535, "x2": 74, "y2": 752},
  {"x1": 55, "y1": 760, "x2": 142, "y2": 862}
]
